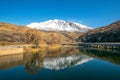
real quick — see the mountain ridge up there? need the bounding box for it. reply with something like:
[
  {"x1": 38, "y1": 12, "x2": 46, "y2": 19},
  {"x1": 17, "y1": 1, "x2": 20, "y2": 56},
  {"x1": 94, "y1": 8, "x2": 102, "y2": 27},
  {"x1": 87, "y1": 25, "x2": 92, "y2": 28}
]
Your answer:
[
  {"x1": 78, "y1": 20, "x2": 120, "y2": 42},
  {"x1": 27, "y1": 19, "x2": 93, "y2": 32},
  {"x1": 0, "y1": 22, "x2": 83, "y2": 45}
]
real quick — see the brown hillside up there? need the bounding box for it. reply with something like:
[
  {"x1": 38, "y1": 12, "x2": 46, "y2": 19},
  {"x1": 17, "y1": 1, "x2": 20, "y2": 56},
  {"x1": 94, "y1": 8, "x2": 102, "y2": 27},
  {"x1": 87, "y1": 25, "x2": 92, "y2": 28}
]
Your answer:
[
  {"x1": 0, "y1": 22, "x2": 31, "y2": 45},
  {"x1": 0, "y1": 22, "x2": 82, "y2": 45},
  {"x1": 78, "y1": 20, "x2": 120, "y2": 42}
]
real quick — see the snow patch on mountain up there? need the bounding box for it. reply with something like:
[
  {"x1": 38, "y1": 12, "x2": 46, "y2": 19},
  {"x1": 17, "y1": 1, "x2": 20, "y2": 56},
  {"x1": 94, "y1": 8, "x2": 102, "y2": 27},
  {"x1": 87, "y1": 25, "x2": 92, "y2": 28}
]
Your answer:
[{"x1": 27, "y1": 19, "x2": 93, "y2": 32}]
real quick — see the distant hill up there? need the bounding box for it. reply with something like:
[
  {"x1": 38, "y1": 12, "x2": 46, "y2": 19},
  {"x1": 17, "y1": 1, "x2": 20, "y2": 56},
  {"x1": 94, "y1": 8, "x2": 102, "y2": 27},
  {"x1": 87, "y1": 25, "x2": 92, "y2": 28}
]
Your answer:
[
  {"x1": 0, "y1": 22, "x2": 31, "y2": 45},
  {"x1": 78, "y1": 20, "x2": 120, "y2": 42},
  {"x1": 27, "y1": 19, "x2": 93, "y2": 32},
  {"x1": 0, "y1": 22, "x2": 83, "y2": 46}
]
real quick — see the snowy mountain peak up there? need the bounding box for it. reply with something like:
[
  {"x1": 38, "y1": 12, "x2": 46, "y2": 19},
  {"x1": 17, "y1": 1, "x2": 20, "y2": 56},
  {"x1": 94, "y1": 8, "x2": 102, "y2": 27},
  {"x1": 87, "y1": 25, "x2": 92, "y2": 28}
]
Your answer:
[{"x1": 27, "y1": 19, "x2": 93, "y2": 32}]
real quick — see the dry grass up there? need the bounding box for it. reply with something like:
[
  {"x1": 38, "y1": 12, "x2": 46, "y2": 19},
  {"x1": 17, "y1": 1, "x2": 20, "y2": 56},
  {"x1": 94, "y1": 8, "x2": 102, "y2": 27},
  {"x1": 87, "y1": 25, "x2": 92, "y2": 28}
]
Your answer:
[
  {"x1": 24, "y1": 47, "x2": 41, "y2": 53},
  {"x1": 47, "y1": 44, "x2": 61, "y2": 51},
  {"x1": 23, "y1": 44, "x2": 61, "y2": 54},
  {"x1": 0, "y1": 48, "x2": 23, "y2": 56},
  {"x1": 0, "y1": 22, "x2": 81, "y2": 47}
]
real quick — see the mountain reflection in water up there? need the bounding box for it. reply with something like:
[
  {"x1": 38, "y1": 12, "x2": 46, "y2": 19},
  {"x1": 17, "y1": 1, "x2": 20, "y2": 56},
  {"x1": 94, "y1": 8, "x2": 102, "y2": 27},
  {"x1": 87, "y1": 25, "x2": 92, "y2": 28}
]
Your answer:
[
  {"x1": 23, "y1": 47, "x2": 92, "y2": 73},
  {"x1": 0, "y1": 46, "x2": 120, "y2": 74},
  {"x1": 43, "y1": 55, "x2": 92, "y2": 70}
]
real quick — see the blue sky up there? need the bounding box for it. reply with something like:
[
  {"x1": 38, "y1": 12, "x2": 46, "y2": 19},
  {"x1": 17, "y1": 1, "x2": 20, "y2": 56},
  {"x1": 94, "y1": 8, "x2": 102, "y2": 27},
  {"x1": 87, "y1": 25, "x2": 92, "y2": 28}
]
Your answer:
[{"x1": 0, "y1": 0, "x2": 120, "y2": 28}]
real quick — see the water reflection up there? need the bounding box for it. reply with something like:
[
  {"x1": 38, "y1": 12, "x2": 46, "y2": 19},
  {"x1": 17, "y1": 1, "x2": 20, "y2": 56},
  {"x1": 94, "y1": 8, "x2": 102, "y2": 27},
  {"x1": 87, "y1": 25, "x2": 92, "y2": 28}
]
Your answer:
[
  {"x1": 43, "y1": 55, "x2": 92, "y2": 70},
  {"x1": 23, "y1": 47, "x2": 92, "y2": 73},
  {"x1": 24, "y1": 53, "x2": 42, "y2": 74},
  {"x1": 0, "y1": 54, "x2": 23, "y2": 70},
  {"x1": 78, "y1": 47, "x2": 120, "y2": 65},
  {"x1": 0, "y1": 46, "x2": 120, "y2": 74}
]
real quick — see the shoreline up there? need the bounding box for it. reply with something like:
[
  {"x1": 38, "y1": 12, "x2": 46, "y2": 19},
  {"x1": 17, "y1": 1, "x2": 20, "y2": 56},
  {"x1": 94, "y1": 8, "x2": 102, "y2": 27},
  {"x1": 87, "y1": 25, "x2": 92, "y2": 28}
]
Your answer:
[
  {"x1": 1, "y1": 42, "x2": 120, "y2": 56},
  {"x1": 0, "y1": 44, "x2": 32, "y2": 56},
  {"x1": 0, "y1": 44, "x2": 61, "y2": 56}
]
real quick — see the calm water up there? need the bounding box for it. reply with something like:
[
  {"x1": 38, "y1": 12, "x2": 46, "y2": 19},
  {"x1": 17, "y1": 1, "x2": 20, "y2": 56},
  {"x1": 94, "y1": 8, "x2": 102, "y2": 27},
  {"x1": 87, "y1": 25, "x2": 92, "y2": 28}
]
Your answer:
[{"x1": 0, "y1": 46, "x2": 120, "y2": 80}]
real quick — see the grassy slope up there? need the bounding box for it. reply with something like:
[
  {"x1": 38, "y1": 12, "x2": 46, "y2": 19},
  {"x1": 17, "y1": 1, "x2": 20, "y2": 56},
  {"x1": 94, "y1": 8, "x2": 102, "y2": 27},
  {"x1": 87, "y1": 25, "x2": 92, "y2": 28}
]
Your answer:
[
  {"x1": 78, "y1": 20, "x2": 120, "y2": 42},
  {"x1": 0, "y1": 22, "x2": 82, "y2": 46},
  {"x1": 0, "y1": 22, "x2": 31, "y2": 45}
]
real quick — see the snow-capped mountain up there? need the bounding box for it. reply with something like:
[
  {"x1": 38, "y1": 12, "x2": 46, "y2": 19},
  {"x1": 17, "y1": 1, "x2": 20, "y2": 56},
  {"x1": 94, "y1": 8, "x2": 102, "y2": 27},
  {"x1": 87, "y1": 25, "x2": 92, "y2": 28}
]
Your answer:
[{"x1": 27, "y1": 19, "x2": 93, "y2": 32}]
